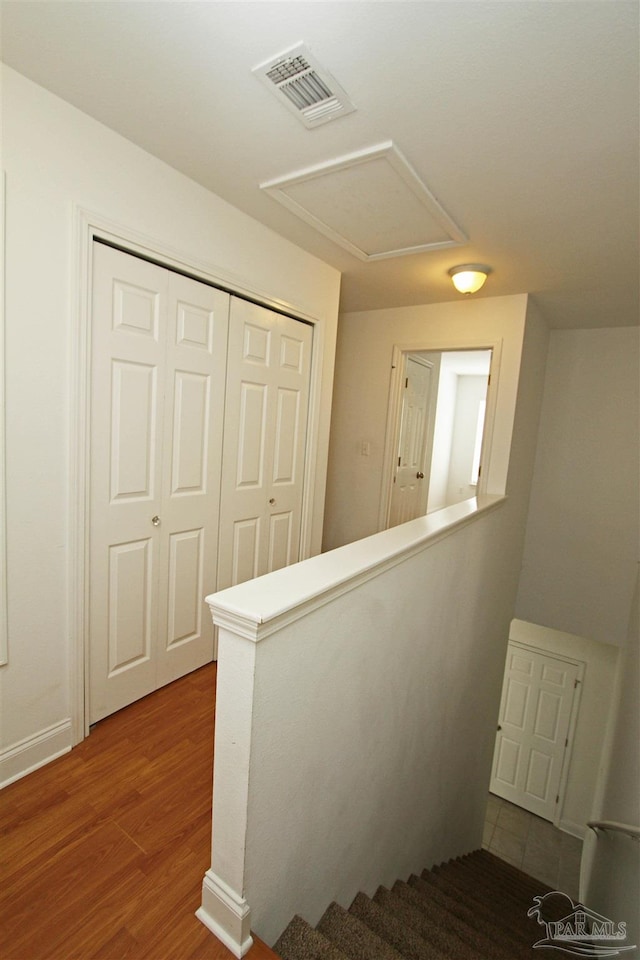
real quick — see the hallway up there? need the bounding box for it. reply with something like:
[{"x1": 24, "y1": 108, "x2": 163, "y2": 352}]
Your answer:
[{"x1": 1, "y1": 660, "x2": 585, "y2": 958}]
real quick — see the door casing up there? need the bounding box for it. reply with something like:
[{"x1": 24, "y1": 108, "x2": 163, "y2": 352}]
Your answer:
[{"x1": 69, "y1": 208, "x2": 325, "y2": 741}]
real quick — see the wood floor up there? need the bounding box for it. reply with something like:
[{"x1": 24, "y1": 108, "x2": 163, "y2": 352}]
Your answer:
[{"x1": 0, "y1": 664, "x2": 279, "y2": 960}]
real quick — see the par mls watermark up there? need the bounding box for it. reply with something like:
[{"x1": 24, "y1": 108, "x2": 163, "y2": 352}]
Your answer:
[{"x1": 528, "y1": 891, "x2": 636, "y2": 957}]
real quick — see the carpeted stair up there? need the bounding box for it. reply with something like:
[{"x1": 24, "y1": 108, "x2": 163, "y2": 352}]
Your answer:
[{"x1": 273, "y1": 849, "x2": 558, "y2": 959}]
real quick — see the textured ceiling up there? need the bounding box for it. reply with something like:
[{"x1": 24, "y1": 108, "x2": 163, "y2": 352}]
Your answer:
[{"x1": 1, "y1": 1, "x2": 638, "y2": 328}]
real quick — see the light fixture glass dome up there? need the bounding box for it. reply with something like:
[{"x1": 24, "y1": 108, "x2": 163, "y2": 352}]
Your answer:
[{"x1": 448, "y1": 264, "x2": 491, "y2": 294}]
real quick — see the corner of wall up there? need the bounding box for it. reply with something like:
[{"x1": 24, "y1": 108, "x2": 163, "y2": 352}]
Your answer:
[
  {"x1": 581, "y1": 566, "x2": 640, "y2": 938},
  {"x1": 506, "y1": 297, "x2": 550, "y2": 504}
]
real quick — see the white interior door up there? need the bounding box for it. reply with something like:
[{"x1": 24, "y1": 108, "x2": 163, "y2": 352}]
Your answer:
[
  {"x1": 490, "y1": 642, "x2": 580, "y2": 821},
  {"x1": 388, "y1": 355, "x2": 436, "y2": 527},
  {"x1": 89, "y1": 243, "x2": 229, "y2": 723},
  {"x1": 217, "y1": 298, "x2": 312, "y2": 588}
]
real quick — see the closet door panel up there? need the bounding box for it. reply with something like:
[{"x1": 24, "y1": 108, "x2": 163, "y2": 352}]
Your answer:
[
  {"x1": 170, "y1": 371, "x2": 210, "y2": 494},
  {"x1": 155, "y1": 271, "x2": 229, "y2": 687},
  {"x1": 166, "y1": 528, "x2": 204, "y2": 647},
  {"x1": 109, "y1": 359, "x2": 158, "y2": 502},
  {"x1": 107, "y1": 538, "x2": 154, "y2": 671},
  {"x1": 236, "y1": 381, "x2": 267, "y2": 487},
  {"x1": 231, "y1": 517, "x2": 261, "y2": 586},
  {"x1": 90, "y1": 245, "x2": 166, "y2": 722},
  {"x1": 218, "y1": 299, "x2": 312, "y2": 588},
  {"x1": 267, "y1": 511, "x2": 293, "y2": 574}
]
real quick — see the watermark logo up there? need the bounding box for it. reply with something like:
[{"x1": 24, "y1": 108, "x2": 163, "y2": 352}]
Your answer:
[{"x1": 528, "y1": 891, "x2": 636, "y2": 957}]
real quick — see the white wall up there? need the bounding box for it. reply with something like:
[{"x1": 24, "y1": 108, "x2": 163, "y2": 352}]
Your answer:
[
  {"x1": 0, "y1": 66, "x2": 340, "y2": 784},
  {"x1": 516, "y1": 327, "x2": 639, "y2": 647},
  {"x1": 323, "y1": 294, "x2": 530, "y2": 551},
  {"x1": 509, "y1": 619, "x2": 618, "y2": 837},
  {"x1": 446, "y1": 374, "x2": 488, "y2": 506},
  {"x1": 427, "y1": 360, "x2": 456, "y2": 512}
]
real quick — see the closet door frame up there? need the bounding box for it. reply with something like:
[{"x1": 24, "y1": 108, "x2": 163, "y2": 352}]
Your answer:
[{"x1": 69, "y1": 207, "x2": 326, "y2": 742}]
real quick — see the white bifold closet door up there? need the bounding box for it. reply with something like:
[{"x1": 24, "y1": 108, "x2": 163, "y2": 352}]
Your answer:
[
  {"x1": 89, "y1": 243, "x2": 229, "y2": 723},
  {"x1": 217, "y1": 297, "x2": 313, "y2": 588}
]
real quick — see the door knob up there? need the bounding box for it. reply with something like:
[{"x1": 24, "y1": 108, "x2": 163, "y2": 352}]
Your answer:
[
  {"x1": 416, "y1": 471, "x2": 424, "y2": 479},
  {"x1": 151, "y1": 515, "x2": 161, "y2": 526},
  {"x1": 497, "y1": 724, "x2": 502, "y2": 731},
  {"x1": 269, "y1": 498, "x2": 276, "y2": 506}
]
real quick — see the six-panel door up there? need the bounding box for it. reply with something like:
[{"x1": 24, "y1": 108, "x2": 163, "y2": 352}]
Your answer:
[{"x1": 490, "y1": 642, "x2": 580, "y2": 821}]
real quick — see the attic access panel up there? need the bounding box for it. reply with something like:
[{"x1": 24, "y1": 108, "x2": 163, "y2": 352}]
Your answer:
[{"x1": 260, "y1": 142, "x2": 467, "y2": 261}]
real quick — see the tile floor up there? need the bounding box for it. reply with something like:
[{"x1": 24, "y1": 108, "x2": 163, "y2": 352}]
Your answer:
[{"x1": 483, "y1": 793, "x2": 583, "y2": 900}]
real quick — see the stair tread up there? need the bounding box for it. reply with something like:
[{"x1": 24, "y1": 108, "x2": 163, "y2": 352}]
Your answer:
[
  {"x1": 454, "y1": 851, "x2": 552, "y2": 893},
  {"x1": 476, "y1": 849, "x2": 556, "y2": 883},
  {"x1": 273, "y1": 915, "x2": 352, "y2": 960},
  {"x1": 273, "y1": 849, "x2": 561, "y2": 960},
  {"x1": 374, "y1": 885, "x2": 486, "y2": 960},
  {"x1": 425, "y1": 866, "x2": 545, "y2": 937},
  {"x1": 428, "y1": 862, "x2": 538, "y2": 910},
  {"x1": 443, "y1": 860, "x2": 550, "y2": 908},
  {"x1": 317, "y1": 900, "x2": 404, "y2": 960},
  {"x1": 473, "y1": 849, "x2": 555, "y2": 892},
  {"x1": 399, "y1": 878, "x2": 530, "y2": 959},
  {"x1": 349, "y1": 890, "x2": 444, "y2": 960}
]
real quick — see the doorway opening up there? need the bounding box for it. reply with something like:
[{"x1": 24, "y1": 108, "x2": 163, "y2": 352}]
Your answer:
[{"x1": 382, "y1": 347, "x2": 492, "y2": 529}]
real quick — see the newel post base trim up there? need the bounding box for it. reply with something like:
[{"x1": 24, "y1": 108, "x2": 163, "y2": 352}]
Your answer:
[{"x1": 196, "y1": 870, "x2": 253, "y2": 958}]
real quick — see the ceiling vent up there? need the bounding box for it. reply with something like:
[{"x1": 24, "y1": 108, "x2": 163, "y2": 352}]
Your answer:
[{"x1": 253, "y1": 43, "x2": 356, "y2": 129}]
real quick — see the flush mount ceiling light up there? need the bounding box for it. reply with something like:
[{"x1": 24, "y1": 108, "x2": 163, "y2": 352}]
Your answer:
[{"x1": 448, "y1": 264, "x2": 491, "y2": 294}]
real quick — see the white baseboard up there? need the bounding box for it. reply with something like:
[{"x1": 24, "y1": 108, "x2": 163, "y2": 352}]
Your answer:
[
  {"x1": 0, "y1": 718, "x2": 72, "y2": 788},
  {"x1": 196, "y1": 870, "x2": 253, "y2": 958}
]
